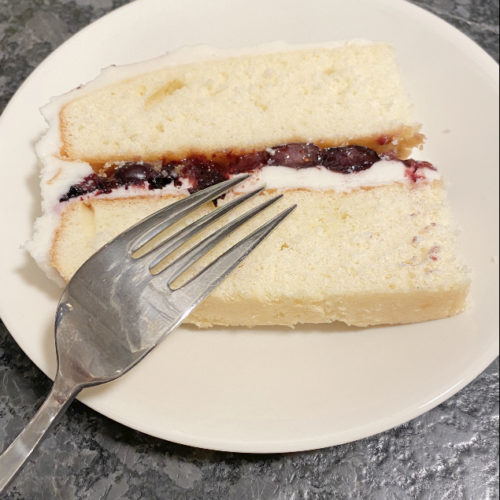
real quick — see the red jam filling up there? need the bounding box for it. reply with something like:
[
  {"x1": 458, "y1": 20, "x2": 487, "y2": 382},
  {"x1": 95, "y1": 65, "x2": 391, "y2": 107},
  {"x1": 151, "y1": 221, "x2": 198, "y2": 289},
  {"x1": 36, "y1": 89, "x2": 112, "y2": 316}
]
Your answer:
[{"x1": 59, "y1": 143, "x2": 435, "y2": 202}]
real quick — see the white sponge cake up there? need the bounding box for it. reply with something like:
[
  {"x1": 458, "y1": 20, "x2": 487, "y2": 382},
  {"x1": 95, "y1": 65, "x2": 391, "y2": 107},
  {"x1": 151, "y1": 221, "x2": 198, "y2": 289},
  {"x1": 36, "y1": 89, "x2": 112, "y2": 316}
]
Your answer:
[
  {"x1": 59, "y1": 41, "x2": 423, "y2": 163},
  {"x1": 28, "y1": 41, "x2": 469, "y2": 327},
  {"x1": 49, "y1": 183, "x2": 468, "y2": 327}
]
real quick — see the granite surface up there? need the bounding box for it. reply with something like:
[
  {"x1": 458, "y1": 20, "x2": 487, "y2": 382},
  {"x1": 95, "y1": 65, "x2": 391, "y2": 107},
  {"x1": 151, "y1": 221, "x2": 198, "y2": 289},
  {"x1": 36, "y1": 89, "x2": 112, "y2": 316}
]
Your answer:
[{"x1": 0, "y1": 0, "x2": 498, "y2": 498}]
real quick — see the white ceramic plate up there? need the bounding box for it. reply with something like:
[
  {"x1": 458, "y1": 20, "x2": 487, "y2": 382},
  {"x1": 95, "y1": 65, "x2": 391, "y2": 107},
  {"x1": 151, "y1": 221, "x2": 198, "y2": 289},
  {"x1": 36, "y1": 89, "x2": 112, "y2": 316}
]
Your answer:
[{"x1": 0, "y1": 0, "x2": 498, "y2": 453}]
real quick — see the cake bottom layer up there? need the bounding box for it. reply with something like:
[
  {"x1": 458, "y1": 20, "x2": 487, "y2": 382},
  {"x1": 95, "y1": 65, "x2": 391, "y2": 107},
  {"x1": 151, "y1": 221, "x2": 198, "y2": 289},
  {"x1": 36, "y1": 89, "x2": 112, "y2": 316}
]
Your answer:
[{"x1": 47, "y1": 183, "x2": 469, "y2": 327}]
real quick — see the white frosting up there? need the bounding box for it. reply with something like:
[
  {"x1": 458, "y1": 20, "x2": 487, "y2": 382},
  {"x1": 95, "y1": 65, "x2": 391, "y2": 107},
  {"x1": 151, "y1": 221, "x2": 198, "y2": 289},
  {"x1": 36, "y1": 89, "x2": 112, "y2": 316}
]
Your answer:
[{"x1": 233, "y1": 160, "x2": 440, "y2": 193}]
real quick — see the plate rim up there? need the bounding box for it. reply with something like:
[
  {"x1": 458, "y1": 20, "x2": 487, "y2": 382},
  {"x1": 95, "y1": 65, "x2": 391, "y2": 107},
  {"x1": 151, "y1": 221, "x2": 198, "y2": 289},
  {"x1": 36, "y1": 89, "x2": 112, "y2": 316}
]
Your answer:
[{"x1": 0, "y1": 0, "x2": 498, "y2": 453}]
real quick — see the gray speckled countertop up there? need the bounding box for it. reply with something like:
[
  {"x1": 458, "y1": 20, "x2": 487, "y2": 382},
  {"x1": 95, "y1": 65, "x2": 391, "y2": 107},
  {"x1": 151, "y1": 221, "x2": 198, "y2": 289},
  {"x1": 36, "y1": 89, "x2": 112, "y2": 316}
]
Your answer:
[{"x1": 0, "y1": 0, "x2": 498, "y2": 498}]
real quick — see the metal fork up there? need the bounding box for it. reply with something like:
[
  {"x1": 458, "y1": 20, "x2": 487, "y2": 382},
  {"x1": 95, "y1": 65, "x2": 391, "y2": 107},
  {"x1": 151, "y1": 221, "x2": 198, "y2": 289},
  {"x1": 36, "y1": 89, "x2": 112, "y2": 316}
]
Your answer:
[{"x1": 0, "y1": 175, "x2": 295, "y2": 492}]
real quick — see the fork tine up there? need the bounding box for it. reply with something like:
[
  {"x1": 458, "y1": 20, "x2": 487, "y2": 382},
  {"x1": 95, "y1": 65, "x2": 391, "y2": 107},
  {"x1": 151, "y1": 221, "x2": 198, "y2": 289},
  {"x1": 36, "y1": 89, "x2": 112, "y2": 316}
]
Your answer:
[
  {"x1": 155, "y1": 194, "x2": 285, "y2": 284},
  {"x1": 143, "y1": 186, "x2": 265, "y2": 267},
  {"x1": 177, "y1": 205, "x2": 297, "y2": 312},
  {"x1": 127, "y1": 175, "x2": 251, "y2": 253}
]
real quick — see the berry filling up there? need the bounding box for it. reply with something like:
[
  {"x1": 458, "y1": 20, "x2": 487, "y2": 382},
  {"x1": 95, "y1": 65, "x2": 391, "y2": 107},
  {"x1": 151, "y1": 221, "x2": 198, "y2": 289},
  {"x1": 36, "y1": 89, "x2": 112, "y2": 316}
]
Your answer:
[{"x1": 59, "y1": 143, "x2": 435, "y2": 202}]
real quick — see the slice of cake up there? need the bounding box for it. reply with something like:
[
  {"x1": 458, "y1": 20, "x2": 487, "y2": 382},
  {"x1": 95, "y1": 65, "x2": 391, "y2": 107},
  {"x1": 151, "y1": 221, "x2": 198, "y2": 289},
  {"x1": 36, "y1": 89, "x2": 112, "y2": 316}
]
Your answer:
[{"x1": 28, "y1": 41, "x2": 469, "y2": 327}]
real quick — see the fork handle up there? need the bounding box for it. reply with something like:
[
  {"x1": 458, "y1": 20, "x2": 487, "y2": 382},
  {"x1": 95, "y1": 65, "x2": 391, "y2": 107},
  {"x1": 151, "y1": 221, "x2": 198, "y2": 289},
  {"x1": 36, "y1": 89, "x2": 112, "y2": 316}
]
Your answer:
[{"x1": 0, "y1": 375, "x2": 81, "y2": 493}]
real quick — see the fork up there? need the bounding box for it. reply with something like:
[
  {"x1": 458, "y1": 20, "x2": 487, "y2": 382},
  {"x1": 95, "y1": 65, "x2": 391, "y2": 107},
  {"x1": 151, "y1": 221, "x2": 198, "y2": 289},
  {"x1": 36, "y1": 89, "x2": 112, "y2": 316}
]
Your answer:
[{"x1": 0, "y1": 175, "x2": 295, "y2": 492}]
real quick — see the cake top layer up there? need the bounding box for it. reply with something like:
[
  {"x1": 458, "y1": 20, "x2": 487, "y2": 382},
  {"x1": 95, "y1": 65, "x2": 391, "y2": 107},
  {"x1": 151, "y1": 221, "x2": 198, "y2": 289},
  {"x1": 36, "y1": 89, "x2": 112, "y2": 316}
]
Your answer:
[{"x1": 56, "y1": 41, "x2": 423, "y2": 163}]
